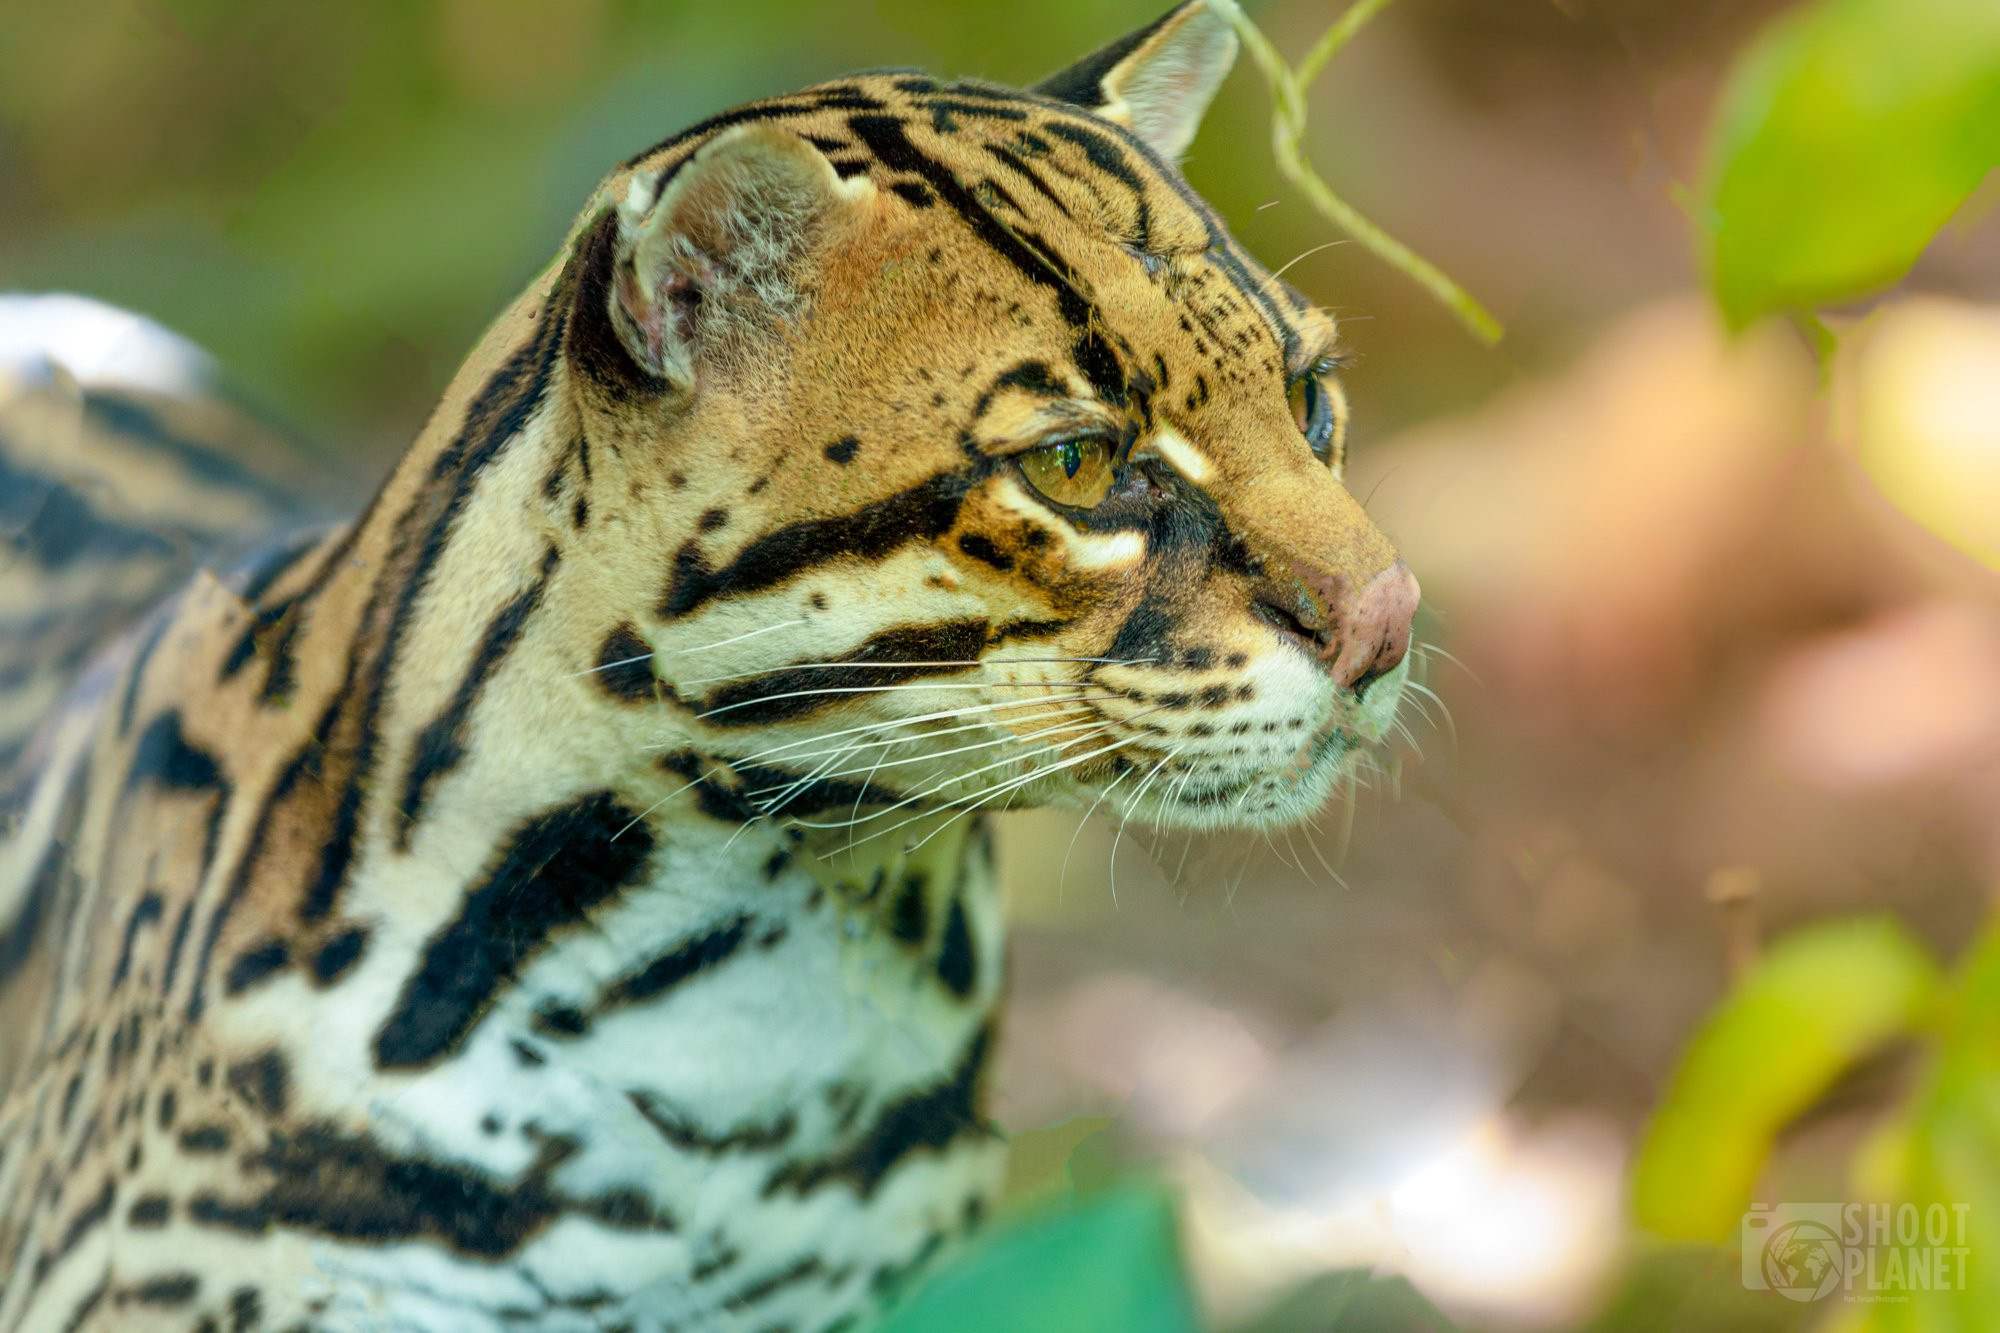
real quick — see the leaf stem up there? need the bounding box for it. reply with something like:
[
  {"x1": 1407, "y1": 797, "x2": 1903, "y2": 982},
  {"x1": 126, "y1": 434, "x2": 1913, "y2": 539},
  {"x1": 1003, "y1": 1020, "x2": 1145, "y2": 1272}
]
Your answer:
[{"x1": 1227, "y1": 0, "x2": 1504, "y2": 346}]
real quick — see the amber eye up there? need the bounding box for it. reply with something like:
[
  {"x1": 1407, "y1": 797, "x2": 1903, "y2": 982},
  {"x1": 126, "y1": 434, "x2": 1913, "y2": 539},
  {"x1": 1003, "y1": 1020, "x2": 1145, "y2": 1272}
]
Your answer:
[
  {"x1": 1018, "y1": 437, "x2": 1116, "y2": 508},
  {"x1": 1288, "y1": 370, "x2": 1349, "y2": 470}
]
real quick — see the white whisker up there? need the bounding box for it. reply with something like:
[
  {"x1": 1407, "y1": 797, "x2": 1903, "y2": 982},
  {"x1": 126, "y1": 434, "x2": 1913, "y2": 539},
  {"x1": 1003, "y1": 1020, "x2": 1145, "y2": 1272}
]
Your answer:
[
  {"x1": 566, "y1": 652, "x2": 654, "y2": 680},
  {"x1": 698, "y1": 680, "x2": 1118, "y2": 722},
  {"x1": 675, "y1": 654, "x2": 1152, "y2": 689},
  {"x1": 845, "y1": 730, "x2": 1136, "y2": 852},
  {"x1": 667, "y1": 618, "x2": 811, "y2": 656},
  {"x1": 612, "y1": 768, "x2": 718, "y2": 840},
  {"x1": 1108, "y1": 747, "x2": 1183, "y2": 906},
  {"x1": 746, "y1": 708, "x2": 1099, "y2": 795},
  {"x1": 783, "y1": 722, "x2": 1119, "y2": 832},
  {"x1": 1059, "y1": 767, "x2": 1133, "y2": 902},
  {"x1": 715, "y1": 694, "x2": 1114, "y2": 765}
]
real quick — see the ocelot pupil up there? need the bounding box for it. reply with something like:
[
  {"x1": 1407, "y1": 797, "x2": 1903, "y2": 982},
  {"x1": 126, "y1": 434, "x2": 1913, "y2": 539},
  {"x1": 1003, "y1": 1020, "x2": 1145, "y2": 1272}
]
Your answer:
[{"x1": 1061, "y1": 441, "x2": 1082, "y2": 477}]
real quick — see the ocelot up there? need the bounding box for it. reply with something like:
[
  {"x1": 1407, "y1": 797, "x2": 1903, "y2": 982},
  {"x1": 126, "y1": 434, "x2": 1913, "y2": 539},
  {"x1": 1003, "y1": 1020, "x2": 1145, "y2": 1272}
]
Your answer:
[{"x1": 0, "y1": 2, "x2": 1420, "y2": 1328}]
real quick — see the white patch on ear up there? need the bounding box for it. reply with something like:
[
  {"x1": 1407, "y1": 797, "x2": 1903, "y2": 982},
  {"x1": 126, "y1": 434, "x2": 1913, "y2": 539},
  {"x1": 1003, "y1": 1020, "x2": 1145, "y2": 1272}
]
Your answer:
[
  {"x1": 610, "y1": 125, "x2": 872, "y2": 385},
  {"x1": 1038, "y1": 0, "x2": 1241, "y2": 162}
]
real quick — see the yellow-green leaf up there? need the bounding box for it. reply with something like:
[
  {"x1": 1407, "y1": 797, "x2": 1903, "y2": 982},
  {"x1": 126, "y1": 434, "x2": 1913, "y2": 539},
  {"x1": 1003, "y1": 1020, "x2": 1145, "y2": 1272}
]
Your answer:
[
  {"x1": 1633, "y1": 916, "x2": 1941, "y2": 1241},
  {"x1": 1703, "y1": 0, "x2": 2000, "y2": 326}
]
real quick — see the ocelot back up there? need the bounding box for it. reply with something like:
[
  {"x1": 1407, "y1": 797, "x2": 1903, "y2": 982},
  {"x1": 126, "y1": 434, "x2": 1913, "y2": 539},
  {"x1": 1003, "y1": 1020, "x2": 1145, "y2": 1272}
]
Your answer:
[{"x1": 0, "y1": 2, "x2": 1421, "y2": 1328}]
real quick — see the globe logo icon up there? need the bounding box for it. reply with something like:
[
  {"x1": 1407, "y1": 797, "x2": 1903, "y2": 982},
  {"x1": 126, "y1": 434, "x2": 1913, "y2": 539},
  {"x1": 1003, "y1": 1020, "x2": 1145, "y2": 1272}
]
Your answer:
[{"x1": 1762, "y1": 1219, "x2": 1844, "y2": 1301}]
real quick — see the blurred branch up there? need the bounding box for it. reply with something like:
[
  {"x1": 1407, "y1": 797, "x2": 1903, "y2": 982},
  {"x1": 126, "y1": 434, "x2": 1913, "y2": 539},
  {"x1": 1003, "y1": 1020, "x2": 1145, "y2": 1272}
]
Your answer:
[
  {"x1": 1705, "y1": 866, "x2": 1764, "y2": 982},
  {"x1": 1226, "y1": 0, "x2": 1504, "y2": 346}
]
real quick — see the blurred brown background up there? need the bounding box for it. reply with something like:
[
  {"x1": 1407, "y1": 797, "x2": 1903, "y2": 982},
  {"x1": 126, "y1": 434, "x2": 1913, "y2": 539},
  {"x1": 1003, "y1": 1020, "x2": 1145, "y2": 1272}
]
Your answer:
[{"x1": 6, "y1": 0, "x2": 1999, "y2": 1326}]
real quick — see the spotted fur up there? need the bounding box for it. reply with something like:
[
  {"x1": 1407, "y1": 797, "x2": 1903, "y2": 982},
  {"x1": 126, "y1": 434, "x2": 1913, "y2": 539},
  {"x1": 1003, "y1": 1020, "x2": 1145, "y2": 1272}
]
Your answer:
[{"x1": 0, "y1": 3, "x2": 1420, "y2": 1328}]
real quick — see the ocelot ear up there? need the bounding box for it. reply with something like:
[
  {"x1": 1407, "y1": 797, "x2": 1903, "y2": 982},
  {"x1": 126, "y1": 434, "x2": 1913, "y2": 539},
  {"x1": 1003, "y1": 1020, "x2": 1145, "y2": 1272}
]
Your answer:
[
  {"x1": 608, "y1": 124, "x2": 867, "y2": 388},
  {"x1": 1034, "y1": 0, "x2": 1239, "y2": 162}
]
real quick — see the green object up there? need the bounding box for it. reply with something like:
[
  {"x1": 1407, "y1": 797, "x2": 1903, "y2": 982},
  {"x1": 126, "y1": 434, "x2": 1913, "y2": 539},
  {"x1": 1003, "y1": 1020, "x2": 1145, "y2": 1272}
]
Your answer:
[
  {"x1": 1233, "y1": 1267, "x2": 1457, "y2": 1332},
  {"x1": 1632, "y1": 916, "x2": 1941, "y2": 1241},
  {"x1": 1703, "y1": 0, "x2": 2000, "y2": 327},
  {"x1": 880, "y1": 1186, "x2": 1201, "y2": 1333},
  {"x1": 1226, "y1": 0, "x2": 1502, "y2": 347},
  {"x1": 1853, "y1": 923, "x2": 2000, "y2": 1330}
]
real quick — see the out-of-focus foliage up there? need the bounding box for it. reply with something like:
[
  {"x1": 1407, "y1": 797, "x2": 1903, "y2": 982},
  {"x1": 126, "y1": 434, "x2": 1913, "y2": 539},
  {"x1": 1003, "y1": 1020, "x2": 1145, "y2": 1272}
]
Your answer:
[
  {"x1": 1234, "y1": 1267, "x2": 1458, "y2": 1332},
  {"x1": 1703, "y1": 0, "x2": 2000, "y2": 326},
  {"x1": 878, "y1": 1188, "x2": 1200, "y2": 1333},
  {"x1": 1226, "y1": 0, "x2": 1501, "y2": 345},
  {"x1": 1631, "y1": 917, "x2": 1941, "y2": 1241},
  {"x1": 1632, "y1": 919, "x2": 2000, "y2": 1329},
  {"x1": 1844, "y1": 924, "x2": 2000, "y2": 1330}
]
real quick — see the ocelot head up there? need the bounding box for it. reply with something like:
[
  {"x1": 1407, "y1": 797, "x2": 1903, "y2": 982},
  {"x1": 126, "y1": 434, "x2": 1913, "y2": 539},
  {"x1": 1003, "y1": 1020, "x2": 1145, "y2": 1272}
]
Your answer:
[{"x1": 548, "y1": 0, "x2": 1420, "y2": 833}]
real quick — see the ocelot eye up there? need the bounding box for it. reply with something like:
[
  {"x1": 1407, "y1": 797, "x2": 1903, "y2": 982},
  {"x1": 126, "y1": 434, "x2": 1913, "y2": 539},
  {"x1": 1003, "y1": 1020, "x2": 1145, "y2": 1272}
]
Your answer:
[
  {"x1": 1018, "y1": 436, "x2": 1116, "y2": 508},
  {"x1": 1287, "y1": 369, "x2": 1349, "y2": 471}
]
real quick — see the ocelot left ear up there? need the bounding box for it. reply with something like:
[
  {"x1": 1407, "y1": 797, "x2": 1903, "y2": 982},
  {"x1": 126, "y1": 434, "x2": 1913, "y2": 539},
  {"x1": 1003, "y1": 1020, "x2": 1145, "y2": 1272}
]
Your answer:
[
  {"x1": 606, "y1": 124, "x2": 871, "y2": 390},
  {"x1": 1034, "y1": 0, "x2": 1240, "y2": 162}
]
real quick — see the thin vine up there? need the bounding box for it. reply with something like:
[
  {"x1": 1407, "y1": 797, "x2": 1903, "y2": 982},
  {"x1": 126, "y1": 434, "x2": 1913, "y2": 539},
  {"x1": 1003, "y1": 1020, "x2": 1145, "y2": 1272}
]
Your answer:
[{"x1": 1228, "y1": 0, "x2": 1504, "y2": 345}]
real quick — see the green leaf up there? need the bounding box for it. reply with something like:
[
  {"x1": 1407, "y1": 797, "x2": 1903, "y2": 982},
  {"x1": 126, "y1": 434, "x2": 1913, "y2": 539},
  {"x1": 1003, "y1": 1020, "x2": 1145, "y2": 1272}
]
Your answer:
[
  {"x1": 1853, "y1": 923, "x2": 2000, "y2": 1331},
  {"x1": 1232, "y1": 1267, "x2": 1457, "y2": 1332},
  {"x1": 1703, "y1": 0, "x2": 2000, "y2": 326},
  {"x1": 880, "y1": 1186, "x2": 1201, "y2": 1333},
  {"x1": 1632, "y1": 916, "x2": 1941, "y2": 1241}
]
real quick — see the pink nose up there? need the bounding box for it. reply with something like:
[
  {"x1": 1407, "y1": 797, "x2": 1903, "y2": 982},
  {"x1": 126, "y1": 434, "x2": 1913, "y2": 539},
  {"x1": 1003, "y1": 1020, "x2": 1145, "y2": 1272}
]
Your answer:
[{"x1": 1318, "y1": 560, "x2": 1421, "y2": 696}]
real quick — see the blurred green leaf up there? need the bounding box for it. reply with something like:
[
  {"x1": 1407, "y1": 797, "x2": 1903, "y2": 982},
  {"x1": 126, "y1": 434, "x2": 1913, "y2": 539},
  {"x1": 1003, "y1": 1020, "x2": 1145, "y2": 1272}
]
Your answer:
[
  {"x1": 1233, "y1": 1267, "x2": 1457, "y2": 1332},
  {"x1": 1703, "y1": 0, "x2": 2000, "y2": 326},
  {"x1": 1852, "y1": 923, "x2": 2000, "y2": 1331},
  {"x1": 1633, "y1": 916, "x2": 1942, "y2": 1241},
  {"x1": 1583, "y1": 1243, "x2": 1814, "y2": 1332},
  {"x1": 880, "y1": 1186, "x2": 1200, "y2": 1333}
]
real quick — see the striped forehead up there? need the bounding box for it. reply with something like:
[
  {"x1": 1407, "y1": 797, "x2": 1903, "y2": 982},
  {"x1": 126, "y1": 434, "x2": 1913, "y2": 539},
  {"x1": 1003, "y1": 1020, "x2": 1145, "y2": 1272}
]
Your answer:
[
  {"x1": 616, "y1": 74, "x2": 1309, "y2": 320},
  {"x1": 610, "y1": 72, "x2": 1333, "y2": 454}
]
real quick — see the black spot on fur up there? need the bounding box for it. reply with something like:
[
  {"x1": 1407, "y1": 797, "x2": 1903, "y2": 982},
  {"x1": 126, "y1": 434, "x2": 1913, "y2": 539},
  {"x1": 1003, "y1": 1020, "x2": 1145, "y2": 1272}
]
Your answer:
[
  {"x1": 223, "y1": 939, "x2": 290, "y2": 995},
  {"x1": 226, "y1": 1051, "x2": 290, "y2": 1117},
  {"x1": 127, "y1": 1195, "x2": 171, "y2": 1228},
  {"x1": 936, "y1": 899, "x2": 976, "y2": 999},
  {"x1": 824, "y1": 437, "x2": 860, "y2": 464},
  {"x1": 124, "y1": 1273, "x2": 200, "y2": 1305},
  {"x1": 309, "y1": 927, "x2": 369, "y2": 985},
  {"x1": 956, "y1": 533, "x2": 1013, "y2": 572},
  {"x1": 179, "y1": 1124, "x2": 231, "y2": 1154},
  {"x1": 592, "y1": 623, "x2": 658, "y2": 703},
  {"x1": 889, "y1": 875, "x2": 930, "y2": 945},
  {"x1": 532, "y1": 1004, "x2": 590, "y2": 1038}
]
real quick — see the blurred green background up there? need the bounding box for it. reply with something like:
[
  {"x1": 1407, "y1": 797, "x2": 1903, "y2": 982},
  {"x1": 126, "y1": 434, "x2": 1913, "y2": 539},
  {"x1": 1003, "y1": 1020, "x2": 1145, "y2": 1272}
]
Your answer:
[
  {"x1": 0, "y1": 0, "x2": 1775, "y2": 473},
  {"x1": 7, "y1": 1, "x2": 2000, "y2": 1329}
]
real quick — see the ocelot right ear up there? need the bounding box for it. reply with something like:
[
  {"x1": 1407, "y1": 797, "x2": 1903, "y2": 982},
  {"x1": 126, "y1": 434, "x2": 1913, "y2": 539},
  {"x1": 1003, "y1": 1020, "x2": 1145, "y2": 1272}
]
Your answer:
[
  {"x1": 1035, "y1": 0, "x2": 1240, "y2": 163},
  {"x1": 605, "y1": 124, "x2": 871, "y2": 391}
]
